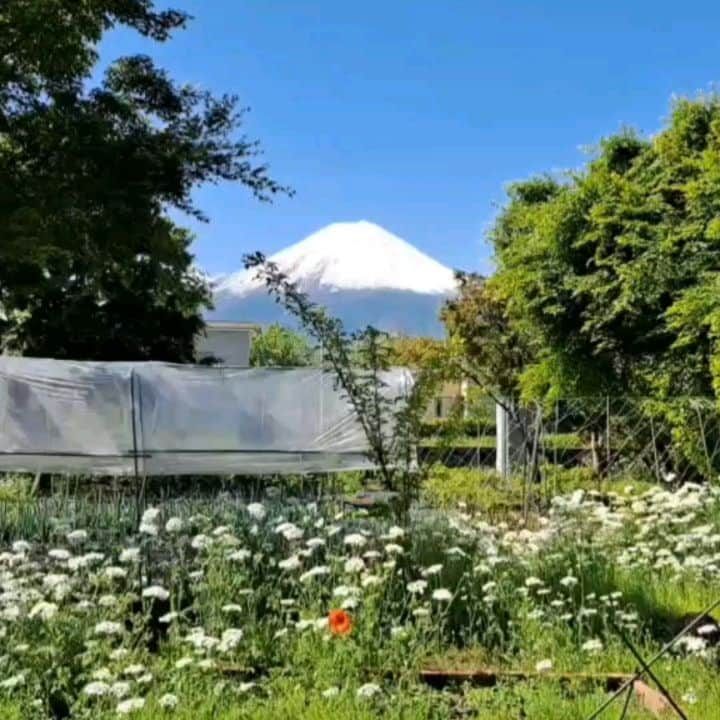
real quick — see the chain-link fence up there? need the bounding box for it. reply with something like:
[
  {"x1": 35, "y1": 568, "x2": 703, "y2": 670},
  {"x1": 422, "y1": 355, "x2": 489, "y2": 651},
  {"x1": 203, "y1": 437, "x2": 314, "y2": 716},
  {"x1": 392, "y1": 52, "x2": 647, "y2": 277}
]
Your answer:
[{"x1": 419, "y1": 395, "x2": 720, "y2": 485}]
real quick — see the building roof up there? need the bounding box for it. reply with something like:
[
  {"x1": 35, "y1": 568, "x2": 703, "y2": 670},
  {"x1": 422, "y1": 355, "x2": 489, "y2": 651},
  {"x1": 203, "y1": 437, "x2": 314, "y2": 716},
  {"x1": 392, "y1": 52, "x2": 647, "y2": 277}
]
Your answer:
[{"x1": 204, "y1": 322, "x2": 261, "y2": 333}]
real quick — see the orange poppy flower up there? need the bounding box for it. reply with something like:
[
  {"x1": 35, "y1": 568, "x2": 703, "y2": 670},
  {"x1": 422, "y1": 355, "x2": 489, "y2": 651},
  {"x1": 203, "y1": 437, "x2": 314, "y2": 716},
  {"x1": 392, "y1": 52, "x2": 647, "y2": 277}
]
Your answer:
[{"x1": 328, "y1": 608, "x2": 353, "y2": 636}]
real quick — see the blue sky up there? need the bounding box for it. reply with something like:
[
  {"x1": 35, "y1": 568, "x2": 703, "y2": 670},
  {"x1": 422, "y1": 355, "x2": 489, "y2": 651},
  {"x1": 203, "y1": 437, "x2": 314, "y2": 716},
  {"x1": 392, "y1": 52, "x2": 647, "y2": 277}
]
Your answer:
[{"x1": 100, "y1": 1, "x2": 720, "y2": 276}]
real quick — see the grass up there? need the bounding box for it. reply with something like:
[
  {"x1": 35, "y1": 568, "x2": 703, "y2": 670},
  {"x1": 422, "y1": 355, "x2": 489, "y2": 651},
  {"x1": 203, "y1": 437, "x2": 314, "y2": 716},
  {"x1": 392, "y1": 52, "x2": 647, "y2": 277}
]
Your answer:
[
  {"x1": 419, "y1": 432, "x2": 583, "y2": 450},
  {"x1": 0, "y1": 476, "x2": 717, "y2": 718}
]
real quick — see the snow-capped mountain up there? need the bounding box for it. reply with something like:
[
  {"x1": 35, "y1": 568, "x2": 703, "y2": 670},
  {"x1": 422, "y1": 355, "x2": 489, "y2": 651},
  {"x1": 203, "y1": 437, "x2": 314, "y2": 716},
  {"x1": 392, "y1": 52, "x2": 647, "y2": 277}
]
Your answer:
[{"x1": 210, "y1": 221, "x2": 457, "y2": 337}]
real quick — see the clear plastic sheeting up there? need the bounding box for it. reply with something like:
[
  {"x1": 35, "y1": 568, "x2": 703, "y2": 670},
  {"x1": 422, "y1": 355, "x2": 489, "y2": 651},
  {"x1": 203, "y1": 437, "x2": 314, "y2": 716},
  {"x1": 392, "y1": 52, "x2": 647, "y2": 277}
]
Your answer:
[{"x1": 0, "y1": 357, "x2": 413, "y2": 476}]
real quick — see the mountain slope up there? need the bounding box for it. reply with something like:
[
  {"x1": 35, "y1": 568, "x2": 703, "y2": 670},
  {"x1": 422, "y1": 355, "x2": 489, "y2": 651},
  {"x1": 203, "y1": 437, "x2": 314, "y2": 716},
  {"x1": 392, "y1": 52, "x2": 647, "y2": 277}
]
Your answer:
[{"x1": 210, "y1": 221, "x2": 457, "y2": 336}]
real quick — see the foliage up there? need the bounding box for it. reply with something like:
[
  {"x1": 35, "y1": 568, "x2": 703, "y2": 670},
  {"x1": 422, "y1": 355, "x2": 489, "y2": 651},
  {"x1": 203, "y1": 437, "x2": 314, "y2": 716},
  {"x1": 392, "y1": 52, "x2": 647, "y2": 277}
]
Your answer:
[
  {"x1": 442, "y1": 272, "x2": 535, "y2": 401},
  {"x1": 0, "y1": 0, "x2": 289, "y2": 360},
  {"x1": 243, "y1": 253, "x2": 440, "y2": 517},
  {"x1": 490, "y1": 97, "x2": 720, "y2": 402},
  {"x1": 386, "y1": 335, "x2": 446, "y2": 370},
  {"x1": 250, "y1": 324, "x2": 314, "y2": 367},
  {"x1": 0, "y1": 482, "x2": 717, "y2": 717}
]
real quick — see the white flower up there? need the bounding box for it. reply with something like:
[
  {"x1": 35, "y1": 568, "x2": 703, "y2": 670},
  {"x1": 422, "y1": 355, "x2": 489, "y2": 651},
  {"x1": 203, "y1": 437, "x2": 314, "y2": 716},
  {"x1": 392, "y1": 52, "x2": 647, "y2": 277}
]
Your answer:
[
  {"x1": 141, "y1": 507, "x2": 161, "y2": 525},
  {"x1": 218, "y1": 628, "x2": 244, "y2": 652},
  {"x1": 383, "y1": 526, "x2": 405, "y2": 540},
  {"x1": 1, "y1": 605, "x2": 21, "y2": 621},
  {"x1": 228, "y1": 549, "x2": 252, "y2": 562},
  {"x1": 174, "y1": 657, "x2": 194, "y2": 670},
  {"x1": 0, "y1": 673, "x2": 24, "y2": 690},
  {"x1": 119, "y1": 548, "x2": 141, "y2": 564},
  {"x1": 413, "y1": 607, "x2": 430, "y2": 618},
  {"x1": 422, "y1": 564, "x2": 443, "y2": 577},
  {"x1": 123, "y1": 664, "x2": 146, "y2": 677},
  {"x1": 191, "y1": 534, "x2": 213, "y2": 551},
  {"x1": 222, "y1": 604, "x2": 244, "y2": 614},
  {"x1": 238, "y1": 681, "x2": 256, "y2": 693},
  {"x1": 111, "y1": 682, "x2": 131, "y2": 698},
  {"x1": 246, "y1": 503, "x2": 267, "y2": 521},
  {"x1": 29, "y1": 601, "x2": 58, "y2": 621},
  {"x1": 697, "y1": 623, "x2": 718, "y2": 636},
  {"x1": 159, "y1": 693, "x2": 178, "y2": 709},
  {"x1": 12, "y1": 541, "x2": 30, "y2": 554},
  {"x1": 357, "y1": 682, "x2": 381, "y2": 699},
  {"x1": 322, "y1": 686, "x2": 340, "y2": 698},
  {"x1": 165, "y1": 517, "x2": 183, "y2": 533},
  {"x1": 67, "y1": 529, "x2": 88, "y2": 546},
  {"x1": 344, "y1": 533, "x2": 367, "y2": 548},
  {"x1": 142, "y1": 585, "x2": 170, "y2": 601},
  {"x1": 83, "y1": 681, "x2": 110, "y2": 697},
  {"x1": 306, "y1": 537, "x2": 326, "y2": 549},
  {"x1": 559, "y1": 575, "x2": 578, "y2": 588},
  {"x1": 682, "y1": 691, "x2": 697, "y2": 705},
  {"x1": 116, "y1": 697, "x2": 145, "y2": 715},
  {"x1": 276, "y1": 523, "x2": 304, "y2": 542},
  {"x1": 361, "y1": 574, "x2": 382, "y2": 588},
  {"x1": 676, "y1": 636, "x2": 708, "y2": 654},
  {"x1": 482, "y1": 581, "x2": 497, "y2": 593},
  {"x1": 159, "y1": 611, "x2": 178, "y2": 624},
  {"x1": 300, "y1": 565, "x2": 331, "y2": 582},
  {"x1": 110, "y1": 648, "x2": 129, "y2": 661},
  {"x1": 104, "y1": 566, "x2": 127, "y2": 580},
  {"x1": 432, "y1": 588, "x2": 452, "y2": 602},
  {"x1": 407, "y1": 580, "x2": 428, "y2": 595},
  {"x1": 279, "y1": 555, "x2": 302, "y2": 571},
  {"x1": 581, "y1": 638, "x2": 604, "y2": 654},
  {"x1": 139, "y1": 521, "x2": 158, "y2": 536},
  {"x1": 344, "y1": 557, "x2": 365, "y2": 573},
  {"x1": 384, "y1": 543, "x2": 404, "y2": 555},
  {"x1": 333, "y1": 585, "x2": 359, "y2": 598},
  {"x1": 525, "y1": 576, "x2": 543, "y2": 588},
  {"x1": 95, "y1": 621, "x2": 124, "y2": 637},
  {"x1": 445, "y1": 546, "x2": 468, "y2": 558},
  {"x1": 92, "y1": 668, "x2": 113, "y2": 681},
  {"x1": 535, "y1": 659, "x2": 553, "y2": 673},
  {"x1": 48, "y1": 548, "x2": 72, "y2": 561}
]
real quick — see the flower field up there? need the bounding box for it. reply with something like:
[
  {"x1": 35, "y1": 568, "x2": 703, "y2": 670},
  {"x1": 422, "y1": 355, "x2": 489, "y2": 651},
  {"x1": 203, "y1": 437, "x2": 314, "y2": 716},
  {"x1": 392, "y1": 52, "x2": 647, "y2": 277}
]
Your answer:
[{"x1": 0, "y1": 480, "x2": 719, "y2": 718}]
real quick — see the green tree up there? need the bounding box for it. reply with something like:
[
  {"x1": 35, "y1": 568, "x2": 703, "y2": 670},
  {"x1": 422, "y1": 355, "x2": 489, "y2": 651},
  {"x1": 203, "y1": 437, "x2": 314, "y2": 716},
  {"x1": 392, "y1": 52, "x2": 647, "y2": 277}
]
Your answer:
[
  {"x1": 244, "y1": 253, "x2": 437, "y2": 519},
  {"x1": 488, "y1": 96, "x2": 720, "y2": 478},
  {"x1": 491, "y1": 98, "x2": 720, "y2": 402},
  {"x1": 442, "y1": 271, "x2": 535, "y2": 401},
  {"x1": 250, "y1": 324, "x2": 314, "y2": 367},
  {"x1": 0, "y1": 1, "x2": 288, "y2": 361}
]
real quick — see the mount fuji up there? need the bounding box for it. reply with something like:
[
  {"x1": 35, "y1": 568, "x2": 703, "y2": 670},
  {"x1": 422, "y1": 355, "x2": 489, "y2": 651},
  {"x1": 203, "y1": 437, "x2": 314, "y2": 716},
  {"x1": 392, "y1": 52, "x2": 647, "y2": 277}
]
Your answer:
[{"x1": 210, "y1": 221, "x2": 457, "y2": 337}]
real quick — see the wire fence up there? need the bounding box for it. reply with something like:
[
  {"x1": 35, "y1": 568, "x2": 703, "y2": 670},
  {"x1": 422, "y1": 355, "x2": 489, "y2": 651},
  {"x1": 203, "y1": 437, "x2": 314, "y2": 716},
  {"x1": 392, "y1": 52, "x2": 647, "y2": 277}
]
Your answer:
[{"x1": 420, "y1": 395, "x2": 720, "y2": 486}]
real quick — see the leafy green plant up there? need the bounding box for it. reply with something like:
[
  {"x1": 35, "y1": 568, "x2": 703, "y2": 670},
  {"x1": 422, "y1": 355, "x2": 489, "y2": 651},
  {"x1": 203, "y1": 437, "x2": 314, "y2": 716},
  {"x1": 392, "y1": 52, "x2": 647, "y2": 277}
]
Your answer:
[{"x1": 242, "y1": 253, "x2": 440, "y2": 518}]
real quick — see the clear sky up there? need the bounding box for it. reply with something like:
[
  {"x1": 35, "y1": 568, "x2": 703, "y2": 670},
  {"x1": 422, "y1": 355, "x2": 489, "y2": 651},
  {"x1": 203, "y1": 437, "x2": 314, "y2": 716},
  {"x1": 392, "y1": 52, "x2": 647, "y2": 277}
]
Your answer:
[{"x1": 99, "y1": 1, "x2": 720, "y2": 276}]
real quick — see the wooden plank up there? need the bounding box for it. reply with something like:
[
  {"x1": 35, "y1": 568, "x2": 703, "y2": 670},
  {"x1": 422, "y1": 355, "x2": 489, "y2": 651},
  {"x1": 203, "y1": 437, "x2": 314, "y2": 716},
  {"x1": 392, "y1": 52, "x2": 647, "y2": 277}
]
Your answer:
[
  {"x1": 632, "y1": 680, "x2": 675, "y2": 717},
  {"x1": 420, "y1": 668, "x2": 630, "y2": 689},
  {"x1": 420, "y1": 668, "x2": 675, "y2": 717}
]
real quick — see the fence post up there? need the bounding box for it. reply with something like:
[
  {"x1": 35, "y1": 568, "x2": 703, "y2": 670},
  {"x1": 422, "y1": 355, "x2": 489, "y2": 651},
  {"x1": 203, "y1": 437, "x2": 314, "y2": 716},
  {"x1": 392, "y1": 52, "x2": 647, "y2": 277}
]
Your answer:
[
  {"x1": 605, "y1": 395, "x2": 611, "y2": 476},
  {"x1": 496, "y1": 399, "x2": 509, "y2": 479}
]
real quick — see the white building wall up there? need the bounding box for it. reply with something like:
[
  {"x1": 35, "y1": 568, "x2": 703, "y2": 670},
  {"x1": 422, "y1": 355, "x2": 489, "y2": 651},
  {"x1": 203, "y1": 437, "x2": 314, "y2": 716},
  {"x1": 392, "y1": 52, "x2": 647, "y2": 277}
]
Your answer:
[{"x1": 196, "y1": 326, "x2": 253, "y2": 366}]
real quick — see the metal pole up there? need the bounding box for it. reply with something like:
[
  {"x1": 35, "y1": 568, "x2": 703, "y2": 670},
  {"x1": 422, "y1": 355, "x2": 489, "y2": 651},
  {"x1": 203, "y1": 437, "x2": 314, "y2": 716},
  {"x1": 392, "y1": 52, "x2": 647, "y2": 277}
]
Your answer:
[
  {"x1": 586, "y1": 594, "x2": 720, "y2": 719},
  {"x1": 609, "y1": 619, "x2": 687, "y2": 719},
  {"x1": 605, "y1": 395, "x2": 611, "y2": 475},
  {"x1": 129, "y1": 368, "x2": 141, "y2": 526},
  {"x1": 496, "y1": 399, "x2": 508, "y2": 479}
]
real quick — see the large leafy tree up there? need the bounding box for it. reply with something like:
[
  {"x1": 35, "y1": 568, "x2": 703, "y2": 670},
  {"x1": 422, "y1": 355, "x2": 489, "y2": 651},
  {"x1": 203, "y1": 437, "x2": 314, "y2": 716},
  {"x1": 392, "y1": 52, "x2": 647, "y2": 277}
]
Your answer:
[
  {"x1": 491, "y1": 97, "x2": 720, "y2": 402},
  {"x1": 250, "y1": 324, "x2": 315, "y2": 368},
  {"x1": 0, "y1": 1, "x2": 288, "y2": 360},
  {"x1": 487, "y1": 97, "x2": 720, "y2": 479}
]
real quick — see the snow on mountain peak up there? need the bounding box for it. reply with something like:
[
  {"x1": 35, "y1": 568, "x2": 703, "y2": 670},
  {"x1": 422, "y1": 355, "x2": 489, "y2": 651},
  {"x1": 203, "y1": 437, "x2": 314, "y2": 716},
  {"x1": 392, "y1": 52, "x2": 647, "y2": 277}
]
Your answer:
[{"x1": 216, "y1": 221, "x2": 457, "y2": 297}]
